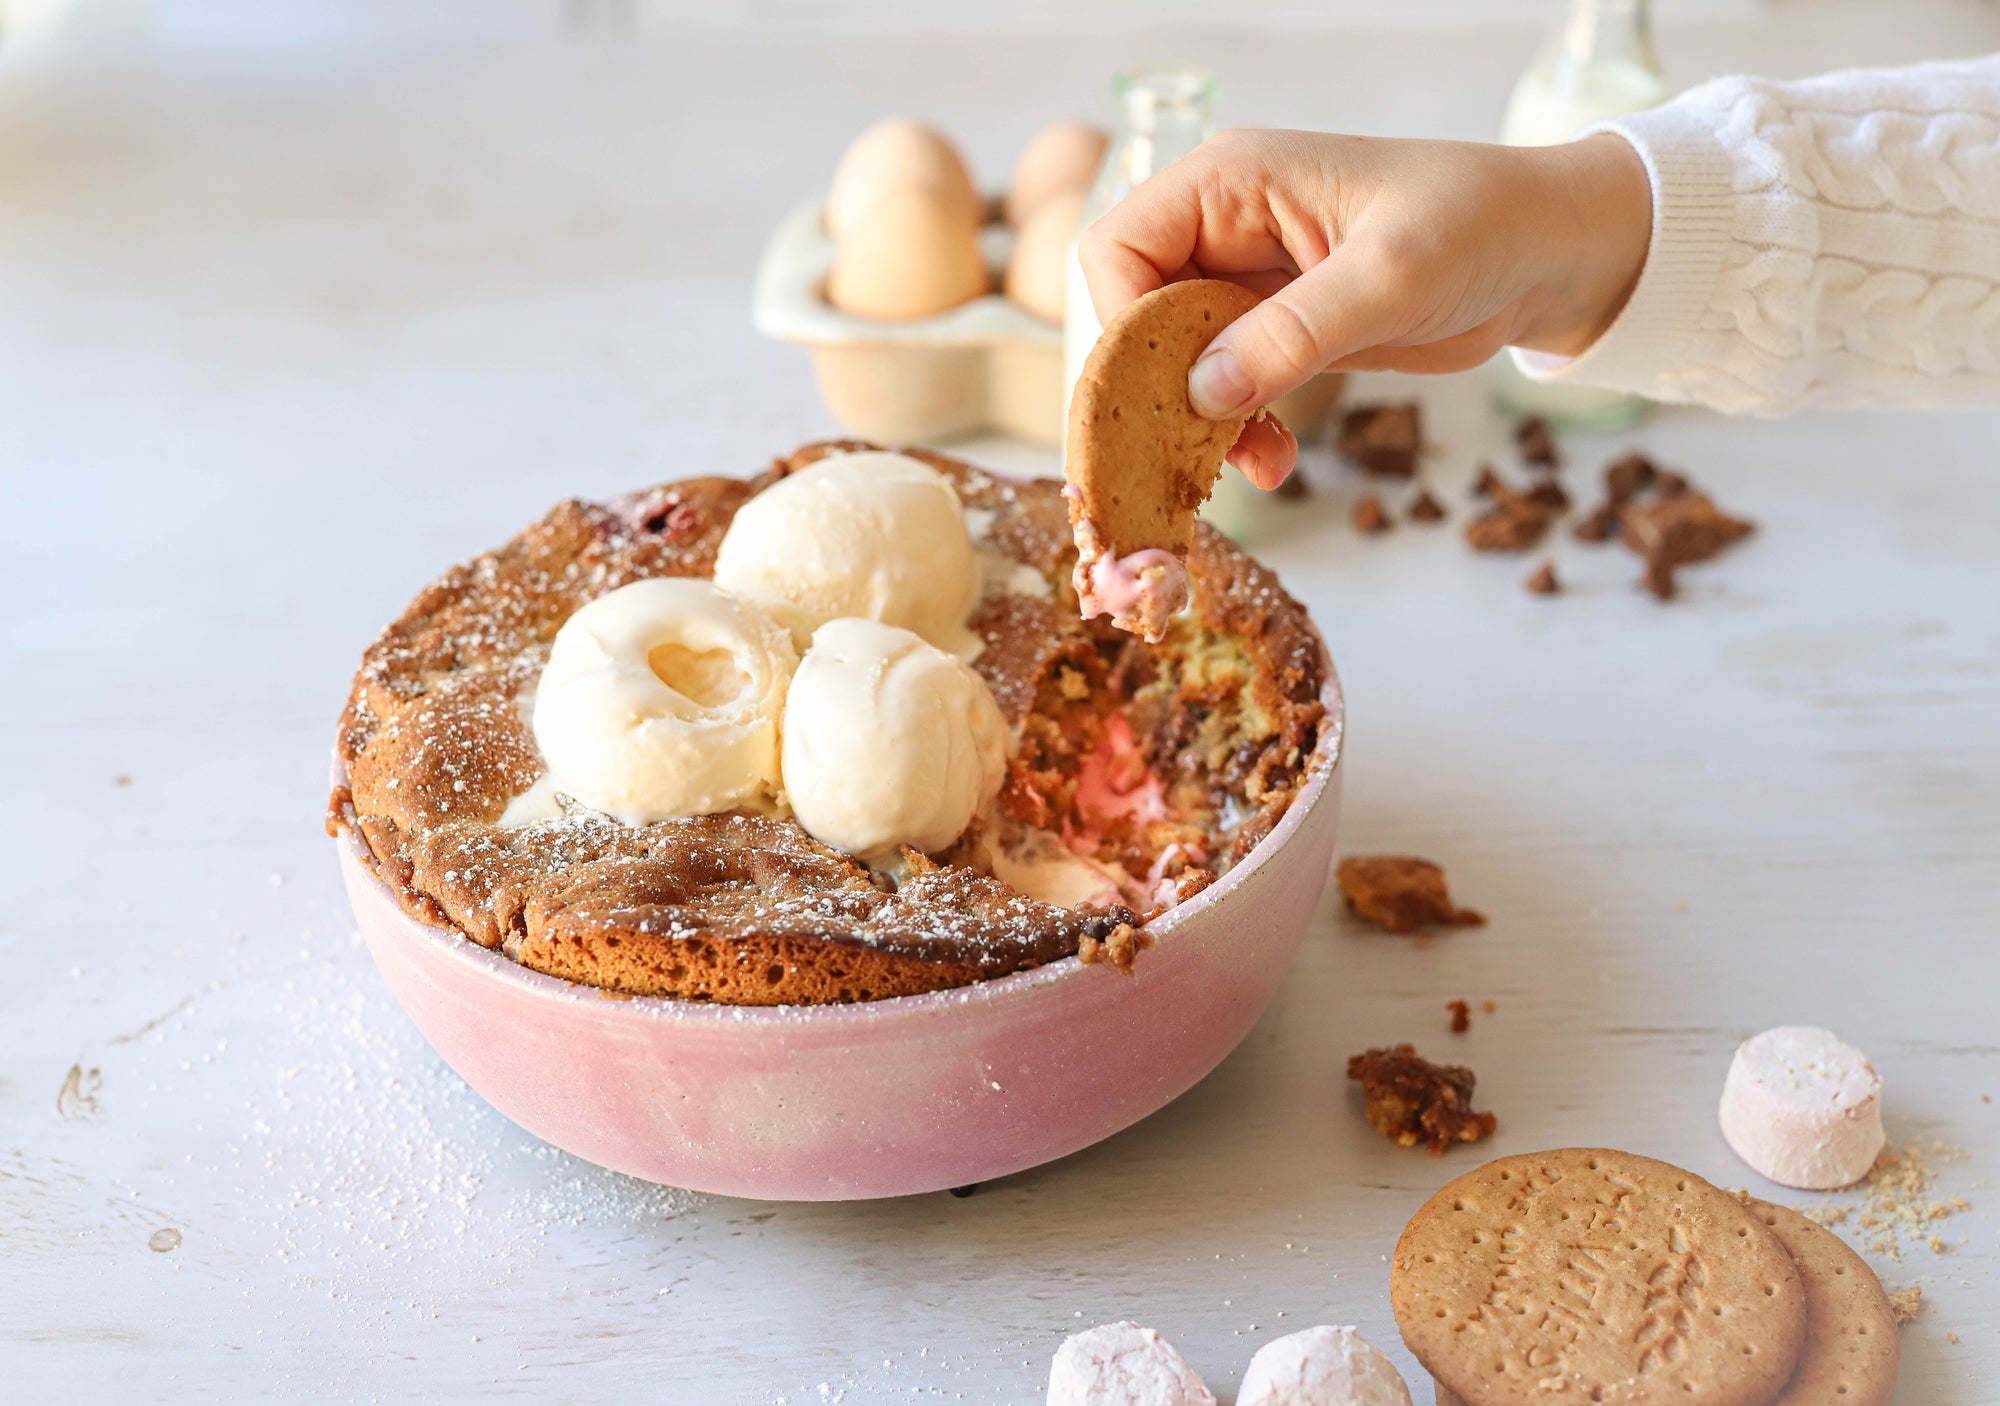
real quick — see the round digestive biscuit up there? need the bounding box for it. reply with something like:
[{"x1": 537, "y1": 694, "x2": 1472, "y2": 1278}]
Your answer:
[
  {"x1": 1065, "y1": 278, "x2": 1260, "y2": 563},
  {"x1": 1391, "y1": 1149, "x2": 1807, "y2": 1406},
  {"x1": 1744, "y1": 1199, "x2": 1900, "y2": 1406}
]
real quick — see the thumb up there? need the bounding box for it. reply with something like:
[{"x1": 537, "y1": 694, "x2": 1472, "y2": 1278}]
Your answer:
[{"x1": 1188, "y1": 244, "x2": 1408, "y2": 417}]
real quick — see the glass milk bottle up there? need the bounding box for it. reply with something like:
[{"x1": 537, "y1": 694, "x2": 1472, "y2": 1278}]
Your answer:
[
  {"x1": 1493, "y1": 0, "x2": 1669, "y2": 428},
  {"x1": 1063, "y1": 66, "x2": 1253, "y2": 525},
  {"x1": 1062, "y1": 65, "x2": 1219, "y2": 428}
]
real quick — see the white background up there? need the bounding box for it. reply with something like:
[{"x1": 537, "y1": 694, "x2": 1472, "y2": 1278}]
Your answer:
[{"x1": 2, "y1": 2, "x2": 1996, "y2": 1402}]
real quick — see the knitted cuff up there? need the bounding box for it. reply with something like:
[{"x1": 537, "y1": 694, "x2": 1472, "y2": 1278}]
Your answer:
[{"x1": 1514, "y1": 100, "x2": 1741, "y2": 395}]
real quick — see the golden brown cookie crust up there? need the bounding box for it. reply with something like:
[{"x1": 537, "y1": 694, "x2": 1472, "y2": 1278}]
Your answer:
[
  {"x1": 1064, "y1": 278, "x2": 1261, "y2": 558},
  {"x1": 1392, "y1": 1149, "x2": 1808, "y2": 1406},
  {"x1": 1746, "y1": 1198, "x2": 1900, "y2": 1406},
  {"x1": 330, "y1": 441, "x2": 1325, "y2": 1004}
]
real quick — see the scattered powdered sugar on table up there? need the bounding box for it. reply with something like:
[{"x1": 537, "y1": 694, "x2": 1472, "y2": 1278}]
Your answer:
[{"x1": 77, "y1": 919, "x2": 706, "y2": 1364}]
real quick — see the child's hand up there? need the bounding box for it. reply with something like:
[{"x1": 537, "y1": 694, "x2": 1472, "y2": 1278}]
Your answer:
[{"x1": 1080, "y1": 129, "x2": 1651, "y2": 487}]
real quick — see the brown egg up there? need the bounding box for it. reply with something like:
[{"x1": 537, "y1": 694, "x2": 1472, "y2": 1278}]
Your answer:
[
  {"x1": 827, "y1": 187, "x2": 991, "y2": 320},
  {"x1": 1003, "y1": 188, "x2": 1085, "y2": 323},
  {"x1": 1004, "y1": 122, "x2": 1109, "y2": 227},
  {"x1": 825, "y1": 118, "x2": 984, "y2": 240}
]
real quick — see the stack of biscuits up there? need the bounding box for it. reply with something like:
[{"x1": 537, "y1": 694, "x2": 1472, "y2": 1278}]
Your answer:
[{"x1": 1392, "y1": 1148, "x2": 1899, "y2": 1406}]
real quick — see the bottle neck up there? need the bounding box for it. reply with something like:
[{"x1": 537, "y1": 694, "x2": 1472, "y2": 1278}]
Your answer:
[
  {"x1": 1088, "y1": 65, "x2": 1217, "y2": 216},
  {"x1": 1561, "y1": 0, "x2": 1658, "y2": 72}
]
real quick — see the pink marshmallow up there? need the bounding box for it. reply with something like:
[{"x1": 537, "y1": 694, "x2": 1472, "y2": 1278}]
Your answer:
[
  {"x1": 1719, "y1": 1025, "x2": 1886, "y2": 1190},
  {"x1": 1067, "y1": 506, "x2": 1190, "y2": 644},
  {"x1": 1047, "y1": 1322, "x2": 1215, "y2": 1406},
  {"x1": 1237, "y1": 1326, "x2": 1412, "y2": 1406}
]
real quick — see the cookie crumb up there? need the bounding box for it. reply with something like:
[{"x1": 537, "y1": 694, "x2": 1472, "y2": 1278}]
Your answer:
[
  {"x1": 1805, "y1": 1140, "x2": 1971, "y2": 1260},
  {"x1": 1077, "y1": 922, "x2": 1152, "y2": 974},
  {"x1": 1481, "y1": 999, "x2": 1496, "y2": 1014},
  {"x1": 1515, "y1": 416, "x2": 1558, "y2": 468},
  {"x1": 1524, "y1": 561, "x2": 1560, "y2": 595},
  {"x1": 113, "y1": 773, "x2": 133, "y2": 788},
  {"x1": 1447, "y1": 999, "x2": 1471, "y2": 1034},
  {"x1": 1574, "y1": 503, "x2": 1618, "y2": 542},
  {"x1": 1886, "y1": 1285, "x2": 1922, "y2": 1325},
  {"x1": 1336, "y1": 403, "x2": 1422, "y2": 477},
  {"x1": 1471, "y1": 463, "x2": 1501, "y2": 498},
  {"x1": 1407, "y1": 488, "x2": 1446, "y2": 522},
  {"x1": 1524, "y1": 478, "x2": 1570, "y2": 512},
  {"x1": 1622, "y1": 489, "x2": 1755, "y2": 600},
  {"x1": 1465, "y1": 497, "x2": 1554, "y2": 552},
  {"x1": 1642, "y1": 556, "x2": 1679, "y2": 600},
  {"x1": 1336, "y1": 856, "x2": 1486, "y2": 935},
  {"x1": 1351, "y1": 493, "x2": 1391, "y2": 534},
  {"x1": 1345, "y1": 1044, "x2": 1497, "y2": 1154},
  {"x1": 1604, "y1": 451, "x2": 1657, "y2": 504}
]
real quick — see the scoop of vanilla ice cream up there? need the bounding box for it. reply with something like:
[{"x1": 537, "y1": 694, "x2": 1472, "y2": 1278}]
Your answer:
[
  {"x1": 712, "y1": 451, "x2": 981, "y2": 656},
  {"x1": 782, "y1": 617, "x2": 1007, "y2": 860},
  {"x1": 531, "y1": 578, "x2": 796, "y2": 824}
]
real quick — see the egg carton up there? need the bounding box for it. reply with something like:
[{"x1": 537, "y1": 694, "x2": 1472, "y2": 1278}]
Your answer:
[
  {"x1": 753, "y1": 196, "x2": 1349, "y2": 449},
  {"x1": 752, "y1": 197, "x2": 1065, "y2": 446}
]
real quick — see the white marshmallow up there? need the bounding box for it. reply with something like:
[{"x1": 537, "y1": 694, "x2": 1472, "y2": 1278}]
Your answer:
[
  {"x1": 1237, "y1": 1326, "x2": 1412, "y2": 1406},
  {"x1": 1719, "y1": 1025, "x2": 1886, "y2": 1190},
  {"x1": 531, "y1": 578, "x2": 795, "y2": 824},
  {"x1": 782, "y1": 618, "x2": 1007, "y2": 862},
  {"x1": 713, "y1": 451, "x2": 981, "y2": 657},
  {"x1": 1047, "y1": 1322, "x2": 1215, "y2": 1406}
]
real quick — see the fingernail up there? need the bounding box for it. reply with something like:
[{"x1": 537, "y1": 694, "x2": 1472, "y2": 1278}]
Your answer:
[{"x1": 1188, "y1": 348, "x2": 1253, "y2": 418}]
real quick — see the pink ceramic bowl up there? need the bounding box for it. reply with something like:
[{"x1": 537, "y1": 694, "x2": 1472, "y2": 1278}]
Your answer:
[{"x1": 336, "y1": 659, "x2": 1343, "y2": 1201}]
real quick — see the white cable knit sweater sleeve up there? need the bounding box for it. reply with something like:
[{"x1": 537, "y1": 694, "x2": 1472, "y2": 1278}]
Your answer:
[{"x1": 1516, "y1": 54, "x2": 2000, "y2": 413}]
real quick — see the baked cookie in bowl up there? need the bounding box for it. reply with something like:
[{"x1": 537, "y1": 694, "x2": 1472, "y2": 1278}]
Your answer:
[{"x1": 329, "y1": 440, "x2": 1343, "y2": 1198}]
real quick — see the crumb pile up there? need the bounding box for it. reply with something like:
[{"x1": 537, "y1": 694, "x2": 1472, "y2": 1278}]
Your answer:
[{"x1": 1802, "y1": 1140, "x2": 1972, "y2": 1260}]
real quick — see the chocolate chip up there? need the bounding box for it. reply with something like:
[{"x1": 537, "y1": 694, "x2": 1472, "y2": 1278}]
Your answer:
[
  {"x1": 1272, "y1": 469, "x2": 1310, "y2": 499},
  {"x1": 1524, "y1": 561, "x2": 1560, "y2": 595},
  {"x1": 1472, "y1": 463, "x2": 1502, "y2": 498}
]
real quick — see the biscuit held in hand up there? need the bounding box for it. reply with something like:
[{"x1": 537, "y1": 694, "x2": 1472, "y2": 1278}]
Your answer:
[{"x1": 1064, "y1": 278, "x2": 1264, "y2": 643}]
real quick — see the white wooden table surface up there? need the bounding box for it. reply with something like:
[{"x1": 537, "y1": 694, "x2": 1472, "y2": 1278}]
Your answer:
[{"x1": 4, "y1": 4, "x2": 1997, "y2": 1403}]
